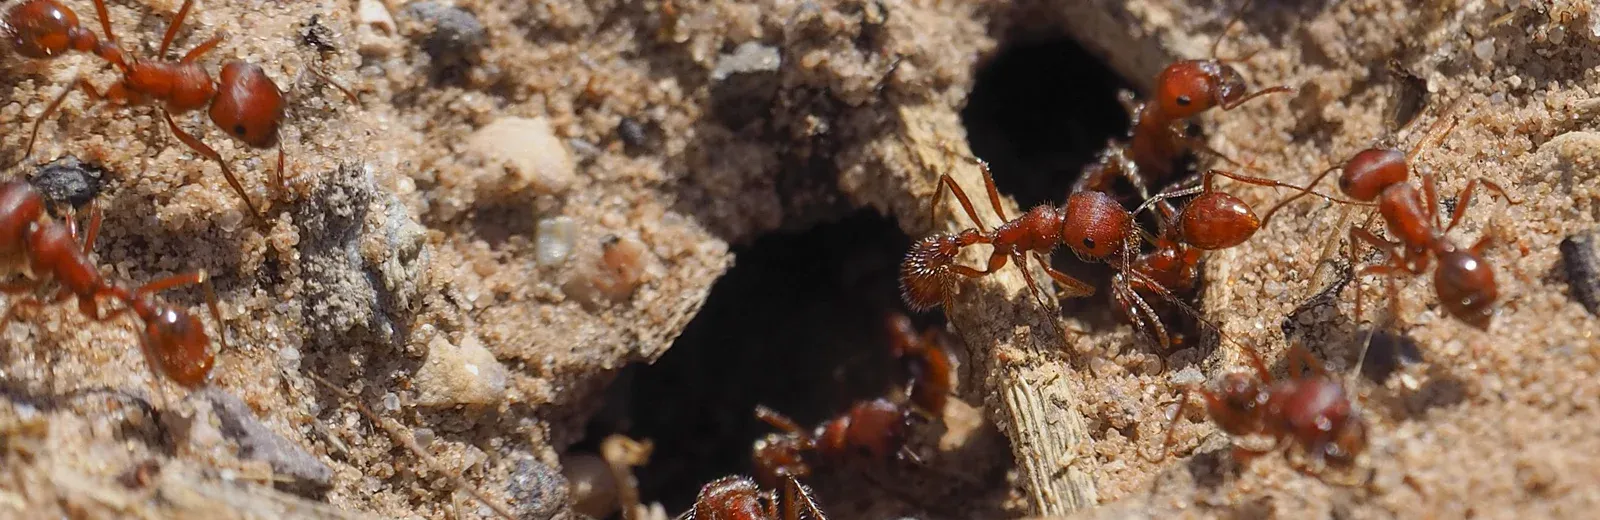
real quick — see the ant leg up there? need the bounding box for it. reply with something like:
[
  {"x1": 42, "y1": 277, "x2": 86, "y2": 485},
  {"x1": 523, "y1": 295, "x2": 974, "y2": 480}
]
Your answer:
[
  {"x1": 1141, "y1": 386, "x2": 1193, "y2": 462},
  {"x1": 787, "y1": 477, "x2": 827, "y2": 520},
  {"x1": 273, "y1": 146, "x2": 293, "y2": 202},
  {"x1": 309, "y1": 68, "x2": 364, "y2": 107},
  {"x1": 16, "y1": 78, "x2": 106, "y2": 169},
  {"x1": 1206, "y1": 168, "x2": 1367, "y2": 205},
  {"x1": 1284, "y1": 341, "x2": 1327, "y2": 378},
  {"x1": 755, "y1": 406, "x2": 808, "y2": 436},
  {"x1": 180, "y1": 35, "x2": 224, "y2": 63},
  {"x1": 157, "y1": 0, "x2": 199, "y2": 57},
  {"x1": 161, "y1": 111, "x2": 265, "y2": 222},
  {"x1": 1348, "y1": 226, "x2": 1404, "y2": 328},
  {"x1": 1112, "y1": 279, "x2": 1171, "y2": 349},
  {"x1": 111, "y1": 270, "x2": 229, "y2": 352},
  {"x1": 1259, "y1": 165, "x2": 1343, "y2": 225},
  {"x1": 1442, "y1": 178, "x2": 1520, "y2": 234},
  {"x1": 1014, "y1": 252, "x2": 1070, "y2": 344},
  {"x1": 931, "y1": 174, "x2": 990, "y2": 233},
  {"x1": 1036, "y1": 254, "x2": 1095, "y2": 298},
  {"x1": 79, "y1": 200, "x2": 104, "y2": 254},
  {"x1": 90, "y1": 0, "x2": 117, "y2": 45}
]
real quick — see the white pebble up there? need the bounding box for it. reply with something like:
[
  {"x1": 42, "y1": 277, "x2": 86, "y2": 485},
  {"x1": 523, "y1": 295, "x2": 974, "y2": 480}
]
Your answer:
[
  {"x1": 1473, "y1": 37, "x2": 1496, "y2": 61},
  {"x1": 464, "y1": 117, "x2": 575, "y2": 196},
  {"x1": 382, "y1": 393, "x2": 401, "y2": 412},
  {"x1": 535, "y1": 216, "x2": 578, "y2": 267}
]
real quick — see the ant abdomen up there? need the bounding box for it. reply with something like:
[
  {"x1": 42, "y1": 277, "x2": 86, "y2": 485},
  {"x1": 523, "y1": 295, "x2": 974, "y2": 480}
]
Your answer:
[
  {"x1": 1178, "y1": 192, "x2": 1260, "y2": 250},
  {"x1": 1061, "y1": 191, "x2": 1131, "y2": 260},
  {"x1": 1434, "y1": 249, "x2": 1497, "y2": 329},
  {"x1": 1338, "y1": 148, "x2": 1409, "y2": 201},
  {"x1": 4, "y1": 0, "x2": 92, "y2": 59},
  {"x1": 211, "y1": 61, "x2": 286, "y2": 149},
  {"x1": 899, "y1": 234, "x2": 962, "y2": 311},
  {"x1": 141, "y1": 306, "x2": 215, "y2": 389}
]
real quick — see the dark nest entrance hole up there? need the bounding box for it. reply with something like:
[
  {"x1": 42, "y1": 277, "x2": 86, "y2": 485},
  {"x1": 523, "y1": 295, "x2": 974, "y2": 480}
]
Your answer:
[{"x1": 575, "y1": 36, "x2": 1149, "y2": 517}]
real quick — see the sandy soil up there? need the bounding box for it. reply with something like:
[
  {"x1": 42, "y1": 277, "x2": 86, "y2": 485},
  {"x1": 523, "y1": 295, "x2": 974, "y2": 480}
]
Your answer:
[{"x1": 1, "y1": 0, "x2": 1597, "y2": 518}]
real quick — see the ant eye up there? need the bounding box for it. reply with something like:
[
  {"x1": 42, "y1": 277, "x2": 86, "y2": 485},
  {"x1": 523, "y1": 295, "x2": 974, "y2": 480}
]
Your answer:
[
  {"x1": 234, "y1": 124, "x2": 247, "y2": 136},
  {"x1": 1082, "y1": 238, "x2": 1096, "y2": 250},
  {"x1": 1176, "y1": 95, "x2": 1192, "y2": 106}
]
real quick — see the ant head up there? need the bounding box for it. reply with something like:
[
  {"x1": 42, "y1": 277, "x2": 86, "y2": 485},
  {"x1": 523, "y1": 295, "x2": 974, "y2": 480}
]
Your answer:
[
  {"x1": 4, "y1": 0, "x2": 80, "y2": 59},
  {"x1": 1061, "y1": 191, "x2": 1131, "y2": 261},
  {"x1": 1338, "y1": 148, "x2": 1408, "y2": 201},
  {"x1": 1155, "y1": 60, "x2": 1245, "y2": 119},
  {"x1": 1433, "y1": 248, "x2": 1496, "y2": 330},
  {"x1": 900, "y1": 235, "x2": 961, "y2": 311},
  {"x1": 693, "y1": 476, "x2": 767, "y2": 518},
  {"x1": 145, "y1": 307, "x2": 216, "y2": 389},
  {"x1": 1178, "y1": 190, "x2": 1260, "y2": 250},
  {"x1": 210, "y1": 61, "x2": 286, "y2": 149},
  {"x1": 751, "y1": 435, "x2": 809, "y2": 489}
]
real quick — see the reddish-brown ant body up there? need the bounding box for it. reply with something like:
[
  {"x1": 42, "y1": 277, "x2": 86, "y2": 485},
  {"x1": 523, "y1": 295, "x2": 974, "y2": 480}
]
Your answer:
[
  {"x1": 1075, "y1": 1, "x2": 1293, "y2": 196},
  {"x1": 678, "y1": 475, "x2": 826, "y2": 520},
  {"x1": 885, "y1": 312, "x2": 953, "y2": 417},
  {"x1": 902, "y1": 153, "x2": 1346, "y2": 347},
  {"x1": 3, "y1": 0, "x2": 289, "y2": 221},
  {"x1": 0, "y1": 180, "x2": 225, "y2": 388},
  {"x1": 1263, "y1": 106, "x2": 1519, "y2": 329},
  {"x1": 1145, "y1": 340, "x2": 1369, "y2": 476}
]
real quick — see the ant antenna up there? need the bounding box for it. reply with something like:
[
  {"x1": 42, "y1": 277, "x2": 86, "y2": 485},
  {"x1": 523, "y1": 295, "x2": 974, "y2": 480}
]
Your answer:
[{"x1": 1211, "y1": 0, "x2": 1257, "y2": 62}]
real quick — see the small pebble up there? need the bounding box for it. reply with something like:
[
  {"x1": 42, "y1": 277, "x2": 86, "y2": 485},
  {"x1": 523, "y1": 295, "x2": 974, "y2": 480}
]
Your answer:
[
  {"x1": 535, "y1": 216, "x2": 578, "y2": 267},
  {"x1": 401, "y1": 1, "x2": 487, "y2": 65},
  {"x1": 464, "y1": 117, "x2": 575, "y2": 197},
  {"x1": 194, "y1": 388, "x2": 335, "y2": 498},
  {"x1": 29, "y1": 155, "x2": 104, "y2": 209},
  {"x1": 1561, "y1": 231, "x2": 1600, "y2": 315},
  {"x1": 1473, "y1": 37, "x2": 1496, "y2": 61},
  {"x1": 414, "y1": 334, "x2": 509, "y2": 407}
]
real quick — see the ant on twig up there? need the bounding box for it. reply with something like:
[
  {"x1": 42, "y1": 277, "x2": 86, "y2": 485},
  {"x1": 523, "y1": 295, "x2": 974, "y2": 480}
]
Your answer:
[
  {"x1": 1075, "y1": 0, "x2": 1295, "y2": 198},
  {"x1": 1262, "y1": 101, "x2": 1521, "y2": 330},
  {"x1": 1143, "y1": 337, "x2": 1370, "y2": 482},
  {"x1": 3, "y1": 0, "x2": 304, "y2": 223},
  {"x1": 0, "y1": 180, "x2": 225, "y2": 389}
]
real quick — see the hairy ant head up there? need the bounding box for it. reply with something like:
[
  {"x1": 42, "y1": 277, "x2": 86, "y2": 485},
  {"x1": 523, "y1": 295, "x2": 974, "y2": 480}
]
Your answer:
[
  {"x1": 900, "y1": 234, "x2": 961, "y2": 311},
  {"x1": 1155, "y1": 60, "x2": 1245, "y2": 119},
  {"x1": 1060, "y1": 191, "x2": 1131, "y2": 261},
  {"x1": 691, "y1": 476, "x2": 771, "y2": 519},
  {"x1": 0, "y1": 182, "x2": 46, "y2": 258},
  {"x1": 751, "y1": 435, "x2": 810, "y2": 489},
  {"x1": 1210, "y1": 373, "x2": 1265, "y2": 435},
  {"x1": 4, "y1": 0, "x2": 81, "y2": 59},
  {"x1": 1339, "y1": 148, "x2": 1408, "y2": 201},
  {"x1": 1433, "y1": 248, "x2": 1496, "y2": 330},
  {"x1": 817, "y1": 398, "x2": 910, "y2": 463},
  {"x1": 1178, "y1": 191, "x2": 1260, "y2": 250},
  {"x1": 210, "y1": 61, "x2": 286, "y2": 149},
  {"x1": 143, "y1": 307, "x2": 215, "y2": 388}
]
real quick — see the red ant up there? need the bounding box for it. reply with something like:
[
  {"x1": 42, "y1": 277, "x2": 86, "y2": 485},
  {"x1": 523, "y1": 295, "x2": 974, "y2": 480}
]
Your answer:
[
  {"x1": 885, "y1": 312, "x2": 953, "y2": 417},
  {"x1": 1143, "y1": 339, "x2": 1369, "y2": 478},
  {"x1": 1074, "y1": 0, "x2": 1294, "y2": 197},
  {"x1": 0, "y1": 180, "x2": 226, "y2": 388},
  {"x1": 1261, "y1": 103, "x2": 1520, "y2": 329},
  {"x1": 678, "y1": 475, "x2": 826, "y2": 520},
  {"x1": 902, "y1": 152, "x2": 1344, "y2": 347},
  {"x1": 3, "y1": 0, "x2": 289, "y2": 221}
]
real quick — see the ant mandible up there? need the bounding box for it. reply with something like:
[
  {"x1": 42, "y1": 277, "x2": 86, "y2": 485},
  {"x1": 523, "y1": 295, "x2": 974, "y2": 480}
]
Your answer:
[
  {"x1": 0, "y1": 180, "x2": 225, "y2": 388},
  {"x1": 1261, "y1": 102, "x2": 1521, "y2": 329},
  {"x1": 1075, "y1": 0, "x2": 1294, "y2": 197},
  {"x1": 678, "y1": 475, "x2": 826, "y2": 520},
  {"x1": 3, "y1": 0, "x2": 288, "y2": 222},
  {"x1": 1143, "y1": 338, "x2": 1369, "y2": 478}
]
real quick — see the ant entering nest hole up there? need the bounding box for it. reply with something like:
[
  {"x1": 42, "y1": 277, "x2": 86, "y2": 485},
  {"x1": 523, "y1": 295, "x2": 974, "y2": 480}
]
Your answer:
[
  {"x1": 961, "y1": 35, "x2": 1206, "y2": 344},
  {"x1": 576, "y1": 211, "x2": 966, "y2": 517}
]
